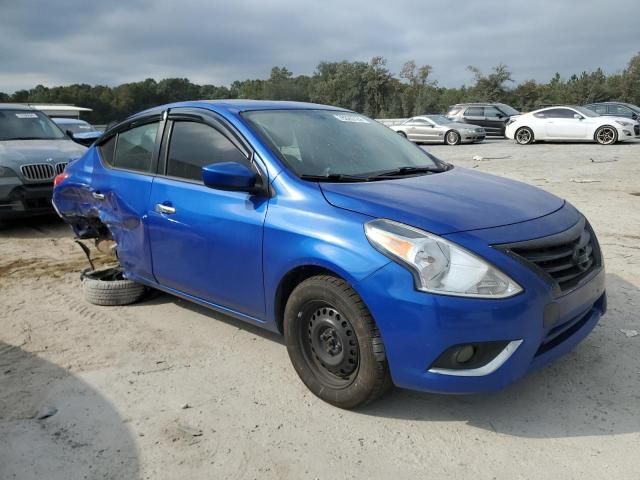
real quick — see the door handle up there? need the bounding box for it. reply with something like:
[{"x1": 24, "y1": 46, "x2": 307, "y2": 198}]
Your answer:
[
  {"x1": 155, "y1": 203, "x2": 176, "y2": 215},
  {"x1": 92, "y1": 192, "x2": 105, "y2": 200}
]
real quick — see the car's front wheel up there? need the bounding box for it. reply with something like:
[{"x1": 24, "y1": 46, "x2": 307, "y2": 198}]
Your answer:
[
  {"x1": 515, "y1": 127, "x2": 534, "y2": 145},
  {"x1": 284, "y1": 275, "x2": 392, "y2": 409},
  {"x1": 444, "y1": 130, "x2": 461, "y2": 145},
  {"x1": 396, "y1": 131, "x2": 407, "y2": 138},
  {"x1": 594, "y1": 125, "x2": 617, "y2": 145}
]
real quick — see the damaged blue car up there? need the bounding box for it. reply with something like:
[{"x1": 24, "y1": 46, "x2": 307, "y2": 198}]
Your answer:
[{"x1": 53, "y1": 100, "x2": 606, "y2": 408}]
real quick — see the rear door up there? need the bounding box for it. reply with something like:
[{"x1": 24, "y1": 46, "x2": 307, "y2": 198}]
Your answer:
[
  {"x1": 89, "y1": 117, "x2": 164, "y2": 283},
  {"x1": 462, "y1": 106, "x2": 487, "y2": 130},
  {"x1": 483, "y1": 106, "x2": 509, "y2": 135},
  {"x1": 146, "y1": 108, "x2": 268, "y2": 319}
]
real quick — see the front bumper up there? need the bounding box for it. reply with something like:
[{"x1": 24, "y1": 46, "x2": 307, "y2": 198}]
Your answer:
[
  {"x1": 461, "y1": 132, "x2": 486, "y2": 142},
  {"x1": 0, "y1": 177, "x2": 54, "y2": 219},
  {"x1": 355, "y1": 213, "x2": 606, "y2": 394}
]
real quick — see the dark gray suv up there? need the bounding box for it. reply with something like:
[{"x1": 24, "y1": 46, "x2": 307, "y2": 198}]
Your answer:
[
  {"x1": 446, "y1": 103, "x2": 520, "y2": 136},
  {"x1": 0, "y1": 104, "x2": 86, "y2": 220}
]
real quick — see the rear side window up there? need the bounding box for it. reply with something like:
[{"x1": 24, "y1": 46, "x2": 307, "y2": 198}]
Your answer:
[
  {"x1": 446, "y1": 107, "x2": 461, "y2": 116},
  {"x1": 609, "y1": 105, "x2": 632, "y2": 117},
  {"x1": 588, "y1": 105, "x2": 608, "y2": 115},
  {"x1": 166, "y1": 121, "x2": 248, "y2": 182},
  {"x1": 99, "y1": 136, "x2": 116, "y2": 166},
  {"x1": 113, "y1": 122, "x2": 159, "y2": 173},
  {"x1": 465, "y1": 107, "x2": 483, "y2": 116}
]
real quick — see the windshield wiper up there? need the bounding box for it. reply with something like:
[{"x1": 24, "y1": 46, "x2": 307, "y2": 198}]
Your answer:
[
  {"x1": 299, "y1": 173, "x2": 370, "y2": 183},
  {"x1": 368, "y1": 165, "x2": 447, "y2": 179}
]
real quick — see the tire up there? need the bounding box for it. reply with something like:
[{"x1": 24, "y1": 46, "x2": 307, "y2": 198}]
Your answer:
[
  {"x1": 515, "y1": 127, "x2": 534, "y2": 145},
  {"x1": 81, "y1": 267, "x2": 146, "y2": 306},
  {"x1": 284, "y1": 275, "x2": 392, "y2": 409},
  {"x1": 397, "y1": 131, "x2": 407, "y2": 138},
  {"x1": 594, "y1": 125, "x2": 617, "y2": 145},
  {"x1": 444, "y1": 130, "x2": 461, "y2": 145}
]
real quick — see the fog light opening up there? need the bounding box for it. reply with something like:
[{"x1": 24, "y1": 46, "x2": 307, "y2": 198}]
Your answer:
[{"x1": 454, "y1": 344, "x2": 476, "y2": 364}]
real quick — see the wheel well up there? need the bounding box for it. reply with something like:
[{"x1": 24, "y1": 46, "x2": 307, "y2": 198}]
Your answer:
[{"x1": 274, "y1": 265, "x2": 338, "y2": 334}]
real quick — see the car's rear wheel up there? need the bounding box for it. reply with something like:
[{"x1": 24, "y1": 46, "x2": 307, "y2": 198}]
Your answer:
[
  {"x1": 81, "y1": 267, "x2": 146, "y2": 306},
  {"x1": 594, "y1": 125, "x2": 617, "y2": 145},
  {"x1": 284, "y1": 275, "x2": 392, "y2": 409},
  {"x1": 515, "y1": 127, "x2": 534, "y2": 145},
  {"x1": 444, "y1": 130, "x2": 461, "y2": 145}
]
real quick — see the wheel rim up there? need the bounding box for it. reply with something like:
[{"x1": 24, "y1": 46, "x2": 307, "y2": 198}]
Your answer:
[
  {"x1": 447, "y1": 131, "x2": 458, "y2": 144},
  {"x1": 516, "y1": 128, "x2": 531, "y2": 144},
  {"x1": 597, "y1": 127, "x2": 615, "y2": 144},
  {"x1": 298, "y1": 302, "x2": 359, "y2": 388}
]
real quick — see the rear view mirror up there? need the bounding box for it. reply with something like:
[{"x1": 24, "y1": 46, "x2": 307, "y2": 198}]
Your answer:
[{"x1": 202, "y1": 162, "x2": 257, "y2": 193}]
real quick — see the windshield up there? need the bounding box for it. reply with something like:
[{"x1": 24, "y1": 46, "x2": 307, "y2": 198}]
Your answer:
[
  {"x1": 425, "y1": 115, "x2": 451, "y2": 124},
  {"x1": 0, "y1": 110, "x2": 66, "y2": 140},
  {"x1": 496, "y1": 103, "x2": 520, "y2": 116},
  {"x1": 242, "y1": 109, "x2": 442, "y2": 179},
  {"x1": 573, "y1": 106, "x2": 599, "y2": 118}
]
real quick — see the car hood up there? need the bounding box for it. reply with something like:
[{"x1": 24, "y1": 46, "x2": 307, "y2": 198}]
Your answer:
[
  {"x1": 0, "y1": 139, "x2": 86, "y2": 168},
  {"x1": 320, "y1": 167, "x2": 564, "y2": 235}
]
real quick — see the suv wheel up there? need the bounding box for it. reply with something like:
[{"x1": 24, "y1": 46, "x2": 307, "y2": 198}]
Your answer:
[{"x1": 284, "y1": 275, "x2": 392, "y2": 409}]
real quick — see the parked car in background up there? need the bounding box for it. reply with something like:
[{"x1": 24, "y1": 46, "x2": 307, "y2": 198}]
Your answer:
[
  {"x1": 446, "y1": 103, "x2": 520, "y2": 136},
  {"x1": 583, "y1": 102, "x2": 640, "y2": 136},
  {"x1": 53, "y1": 100, "x2": 606, "y2": 409},
  {"x1": 0, "y1": 104, "x2": 86, "y2": 220},
  {"x1": 52, "y1": 117, "x2": 104, "y2": 146},
  {"x1": 389, "y1": 115, "x2": 485, "y2": 145},
  {"x1": 506, "y1": 106, "x2": 635, "y2": 145}
]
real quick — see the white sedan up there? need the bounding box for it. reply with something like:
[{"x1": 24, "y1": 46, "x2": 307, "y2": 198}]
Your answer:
[{"x1": 505, "y1": 106, "x2": 637, "y2": 145}]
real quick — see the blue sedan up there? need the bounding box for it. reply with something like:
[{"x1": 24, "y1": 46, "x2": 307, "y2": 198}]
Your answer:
[{"x1": 53, "y1": 100, "x2": 606, "y2": 408}]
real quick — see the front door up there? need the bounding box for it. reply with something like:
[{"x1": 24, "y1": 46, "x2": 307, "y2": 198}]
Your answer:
[{"x1": 147, "y1": 112, "x2": 268, "y2": 319}]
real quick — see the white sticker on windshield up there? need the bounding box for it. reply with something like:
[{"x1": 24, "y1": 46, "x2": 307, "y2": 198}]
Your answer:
[
  {"x1": 333, "y1": 114, "x2": 369, "y2": 124},
  {"x1": 15, "y1": 113, "x2": 38, "y2": 118}
]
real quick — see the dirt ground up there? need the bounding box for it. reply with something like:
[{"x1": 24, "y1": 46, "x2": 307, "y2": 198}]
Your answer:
[{"x1": 1, "y1": 139, "x2": 639, "y2": 480}]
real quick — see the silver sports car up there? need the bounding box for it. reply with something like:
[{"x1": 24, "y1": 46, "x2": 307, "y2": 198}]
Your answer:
[{"x1": 389, "y1": 115, "x2": 485, "y2": 145}]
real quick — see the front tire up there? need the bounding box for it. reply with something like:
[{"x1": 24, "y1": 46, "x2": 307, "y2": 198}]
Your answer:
[
  {"x1": 284, "y1": 275, "x2": 392, "y2": 409},
  {"x1": 397, "y1": 131, "x2": 407, "y2": 138},
  {"x1": 515, "y1": 127, "x2": 534, "y2": 145},
  {"x1": 444, "y1": 130, "x2": 461, "y2": 145},
  {"x1": 594, "y1": 125, "x2": 617, "y2": 145}
]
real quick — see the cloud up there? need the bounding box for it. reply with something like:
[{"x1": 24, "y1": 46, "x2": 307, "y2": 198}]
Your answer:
[{"x1": 1, "y1": 0, "x2": 638, "y2": 93}]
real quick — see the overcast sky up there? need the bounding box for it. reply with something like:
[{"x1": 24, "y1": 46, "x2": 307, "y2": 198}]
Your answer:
[{"x1": 1, "y1": 0, "x2": 638, "y2": 93}]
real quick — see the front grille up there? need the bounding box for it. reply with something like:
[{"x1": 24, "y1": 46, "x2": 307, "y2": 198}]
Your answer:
[
  {"x1": 55, "y1": 162, "x2": 68, "y2": 175},
  {"x1": 21, "y1": 163, "x2": 55, "y2": 181},
  {"x1": 498, "y1": 217, "x2": 601, "y2": 295}
]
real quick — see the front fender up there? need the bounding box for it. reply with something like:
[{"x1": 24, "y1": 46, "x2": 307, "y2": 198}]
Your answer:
[{"x1": 262, "y1": 175, "x2": 390, "y2": 326}]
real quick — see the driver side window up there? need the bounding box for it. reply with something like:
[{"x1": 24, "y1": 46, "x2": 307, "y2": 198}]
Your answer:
[{"x1": 166, "y1": 121, "x2": 248, "y2": 182}]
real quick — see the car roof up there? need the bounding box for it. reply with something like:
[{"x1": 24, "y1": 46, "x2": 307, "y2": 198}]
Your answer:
[{"x1": 0, "y1": 103, "x2": 35, "y2": 111}]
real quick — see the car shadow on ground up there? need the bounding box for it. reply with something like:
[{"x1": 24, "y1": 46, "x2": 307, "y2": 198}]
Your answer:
[
  {"x1": 0, "y1": 341, "x2": 141, "y2": 480},
  {"x1": 358, "y1": 272, "x2": 640, "y2": 439},
  {"x1": 0, "y1": 214, "x2": 67, "y2": 239}
]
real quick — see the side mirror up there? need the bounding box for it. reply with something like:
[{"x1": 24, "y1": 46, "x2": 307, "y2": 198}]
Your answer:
[
  {"x1": 573, "y1": 114, "x2": 584, "y2": 120},
  {"x1": 202, "y1": 162, "x2": 258, "y2": 193},
  {"x1": 632, "y1": 113, "x2": 638, "y2": 120}
]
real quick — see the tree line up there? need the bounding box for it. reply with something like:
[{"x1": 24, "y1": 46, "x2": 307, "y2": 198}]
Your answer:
[{"x1": 2, "y1": 53, "x2": 639, "y2": 124}]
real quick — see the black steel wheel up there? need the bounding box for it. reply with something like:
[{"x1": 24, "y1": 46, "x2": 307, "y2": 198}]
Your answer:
[{"x1": 284, "y1": 275, "x2": 392, "y2": 409}]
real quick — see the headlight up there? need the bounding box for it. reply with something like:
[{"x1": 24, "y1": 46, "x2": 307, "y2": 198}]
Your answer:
[
  {"x1": 615, "y1": 120, "x2": 632, "y2": 127},
  {"x1": 0, "y1": 166, "x2": 17, "y2": 177},
  {"x1": 364, "y1": 219, "x2": 522, "y2": 298}
]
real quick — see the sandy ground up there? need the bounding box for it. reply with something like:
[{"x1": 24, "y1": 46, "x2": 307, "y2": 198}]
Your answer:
[{"x1": 1, "y1": 139, "x2": 639, "y2": 480}]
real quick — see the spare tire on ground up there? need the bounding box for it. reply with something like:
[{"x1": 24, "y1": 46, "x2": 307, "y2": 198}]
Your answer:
[{"x1": 81, "y1": 267, "x2": 146, "y2": 306}]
